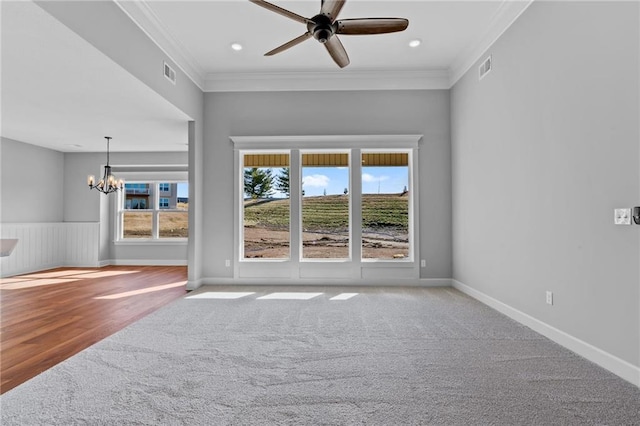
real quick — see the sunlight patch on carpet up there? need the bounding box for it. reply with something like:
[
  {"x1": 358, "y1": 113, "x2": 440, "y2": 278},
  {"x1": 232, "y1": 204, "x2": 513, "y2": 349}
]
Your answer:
[
  {"x1": 187, "y1": 292, "x2": 255, "y2": 299},
  {"x1": 330, "y1": 293, "x2": 358, "y2": 300},
  {"x1": 257, "y1": 292, "x2": 323, "y2": 300}
]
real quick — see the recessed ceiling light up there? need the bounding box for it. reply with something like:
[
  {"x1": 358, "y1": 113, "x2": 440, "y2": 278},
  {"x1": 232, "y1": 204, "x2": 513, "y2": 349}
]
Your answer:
[
  {"x1": 231, "y1": 43, "x2": 243, "y2": 51},
  {"x1": 409, "y1": 39, "x2": 421, "y2": 48}
]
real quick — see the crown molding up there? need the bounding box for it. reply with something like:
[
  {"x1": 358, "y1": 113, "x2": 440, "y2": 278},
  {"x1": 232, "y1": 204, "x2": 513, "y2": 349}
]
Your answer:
[
  {"x1": 204, "y1": 69, "x2": 450, "y2": 92},
  {"x1": 114, "y1": 0, "x2": 205, "y2": 90},
  {"x1": 230, "y1": 134, "x2": 423, "y2": 150},
  {"x1": 116, "y1": 0, "x2": 532, "y2": 93},
  {"x1": 448, "y1": 0, "x2": 535, "y2": 87}
]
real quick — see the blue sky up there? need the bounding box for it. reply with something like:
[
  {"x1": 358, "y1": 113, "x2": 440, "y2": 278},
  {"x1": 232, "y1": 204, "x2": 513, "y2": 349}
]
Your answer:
[
  {"x1": 177, "y1": 182, "x2": 188, "y2": 198},
  {"x1": 172, "y1": 171, "x2": 410, "y2": 199},
  {"x1": 300, "y1": 166, "x2": 408, "y2": 197}
]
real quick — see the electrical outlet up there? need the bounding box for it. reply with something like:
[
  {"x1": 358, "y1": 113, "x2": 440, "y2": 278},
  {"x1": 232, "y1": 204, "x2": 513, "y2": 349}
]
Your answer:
[
  {"x1": 614, "y1": 208, "x2": 632, "y2": 225},
  {"x1": 420, "y1": 259, "x2": 426, "y2": 268},
  {"x1": 546, "y1": 291, "x2": 553, "y2": 305},
  {"x1": 225, "y1": 259, "x2": 230, "y2": 267}
]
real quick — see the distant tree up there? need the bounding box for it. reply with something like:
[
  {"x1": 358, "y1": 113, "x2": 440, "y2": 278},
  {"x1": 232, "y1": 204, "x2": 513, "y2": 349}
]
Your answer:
[
  {"x1": 244, "y1": 168, "x2": 274, "y2": 199},
  {"x1": 343, "y1": 188, "x2": 348, "y2": 195},
  {"x1": 323, "y1": 189, "x2": 327, "y2": 196},
  {"x1": 275, "y1": 168, "x2": 290, "y2": 196}
]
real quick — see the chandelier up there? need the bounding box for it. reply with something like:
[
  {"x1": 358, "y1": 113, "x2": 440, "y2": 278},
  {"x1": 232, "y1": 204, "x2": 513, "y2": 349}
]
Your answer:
[{"x1": 87, "y1": 136, "x2": 123, "y2": 194}]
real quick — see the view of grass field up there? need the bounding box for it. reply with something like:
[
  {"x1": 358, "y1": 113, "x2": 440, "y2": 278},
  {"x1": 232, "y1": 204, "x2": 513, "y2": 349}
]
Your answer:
[
  {"x1": 122, "y1": 203, "x2": 188, "y2": 239},
  {"x1": 244, "y1": 194, "x2": 407, "y2": 231},
  {"x1": 243, "y1": 194, "x2": 409, "y2": 259}
]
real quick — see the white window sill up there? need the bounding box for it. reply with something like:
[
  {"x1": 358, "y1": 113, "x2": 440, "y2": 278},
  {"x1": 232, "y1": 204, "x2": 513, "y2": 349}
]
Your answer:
[
  {"x1": 239, "y1": 258, "x2": 415, "y2": 266},
  {"x1": 114, "y1": 239, "x2": 188, "y2": 246}
]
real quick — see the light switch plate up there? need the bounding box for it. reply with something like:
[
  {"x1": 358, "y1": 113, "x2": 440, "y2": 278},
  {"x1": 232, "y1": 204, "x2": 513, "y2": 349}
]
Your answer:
[{"x1": 614, "y1": 208, "x2": 632, "y2": 225}]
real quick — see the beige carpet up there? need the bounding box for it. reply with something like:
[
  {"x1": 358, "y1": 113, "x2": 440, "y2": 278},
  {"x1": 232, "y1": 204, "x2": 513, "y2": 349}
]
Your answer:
[{"x1": 1, "y1": 286, "x2": 638, "y2": 425}]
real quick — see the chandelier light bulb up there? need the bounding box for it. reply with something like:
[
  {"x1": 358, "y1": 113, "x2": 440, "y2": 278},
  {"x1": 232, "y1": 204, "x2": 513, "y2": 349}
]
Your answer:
[{"x1": 88, "y1": 136, "x2": 123, "y2": 195}]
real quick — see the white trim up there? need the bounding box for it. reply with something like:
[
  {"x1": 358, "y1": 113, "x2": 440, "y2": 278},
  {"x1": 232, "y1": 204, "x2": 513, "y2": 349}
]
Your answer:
[
  {"x1": 205, "y1": 69, "x2": 450, "y2": 92},
  {"x1": 109, "y1": 259, "x2": 188, "y2": 266},
  {"x1": 452, "y1": 279, "x2": 640, "y2": 388},
  {"x1": 113, "y1": 0, "x2": 205, "y2": 90},
  {"x1": 113, "y1": 239, "x2": 187, "y2": 246},
  {"x1": 186, "y1": 278, "x2": 203, "y2": 291},
  {"x1": 420, "y1": 278, "x2": 453, "y2": 287},
  {"x1": 231, "y1": 134, "x2": 422, "y2": 150},
  {"x1": 235, "y1": 141, "x2": 421, "y2": 281},
  {"x1": 448, "y1": 0, "x2": 534, "y2": 87},
  {"x1": 1, "y1": 222, "x2": 100, "y2": 277},
  {"x1": 200, "y1": 277, "x2": 450, "y2": 287},
  {"x1": 116, "y1": 0, "x2": 532, "y2": 92}
]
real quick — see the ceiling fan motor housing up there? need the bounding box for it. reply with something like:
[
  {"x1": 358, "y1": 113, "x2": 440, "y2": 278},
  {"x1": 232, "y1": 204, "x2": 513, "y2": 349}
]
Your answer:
[{"x1": 308, "y1": 14, "x2": 335, "y2": 43}]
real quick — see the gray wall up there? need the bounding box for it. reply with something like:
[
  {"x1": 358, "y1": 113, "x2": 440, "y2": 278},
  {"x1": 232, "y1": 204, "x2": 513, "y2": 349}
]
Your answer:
[
  {"x1": 1, "y1": 137, "x2": 65, "y2": 223},
  {"x1": 203, "y1": 90, "x2": 452, "y2": 280},
  {"x1": 451, "y1": 1, "x2": 639, "y2": 367}
]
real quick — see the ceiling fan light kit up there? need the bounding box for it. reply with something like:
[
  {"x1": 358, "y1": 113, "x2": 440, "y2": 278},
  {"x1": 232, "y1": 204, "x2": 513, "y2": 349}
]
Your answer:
[{"x1": 249, "y1": 0, "x2": 409, "y2": 68}]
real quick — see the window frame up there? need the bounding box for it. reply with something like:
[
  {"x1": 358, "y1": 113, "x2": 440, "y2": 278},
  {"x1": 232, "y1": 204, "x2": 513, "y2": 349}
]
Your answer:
[
  {"x1": 360, "y1": 149, "x2": 412, "y2": 262},
  {"x1": 116, "y1": 180, "x2": 188, "y2": 243},
  {"x1": 241, "y1": 150, "x2": 292, "y2": 260},
  {"x1": 300, "y1": 149, "x2": 352, "y2": 261},
  {"x1": 232, "y1": 135, "x2": 421, "y2": 281}
]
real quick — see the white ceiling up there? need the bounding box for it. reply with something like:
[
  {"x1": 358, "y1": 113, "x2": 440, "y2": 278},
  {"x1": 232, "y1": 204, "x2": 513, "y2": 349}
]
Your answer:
[
  {"x1": 1, "y1": 0, "x2": 532, "y2": 152},
  {"x1": 1, "y1": 1, "x2": 190, "y2": 153}
]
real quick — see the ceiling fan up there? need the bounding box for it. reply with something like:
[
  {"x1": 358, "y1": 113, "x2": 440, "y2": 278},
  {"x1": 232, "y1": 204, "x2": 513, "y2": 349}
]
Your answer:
[{"x1": 249, "y1": 0, "x2": 409, "y2": 68}]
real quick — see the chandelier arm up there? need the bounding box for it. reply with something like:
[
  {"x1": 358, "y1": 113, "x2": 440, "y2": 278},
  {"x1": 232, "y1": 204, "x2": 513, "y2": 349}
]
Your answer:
[{"x1": 88, "y1": 136, "x2": 122, "y2": 195}]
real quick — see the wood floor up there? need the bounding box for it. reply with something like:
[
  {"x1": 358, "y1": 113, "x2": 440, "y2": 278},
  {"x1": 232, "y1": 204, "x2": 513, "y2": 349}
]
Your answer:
[{"x1": 0, "y1": 265, "x2": 187, "y2": 394}]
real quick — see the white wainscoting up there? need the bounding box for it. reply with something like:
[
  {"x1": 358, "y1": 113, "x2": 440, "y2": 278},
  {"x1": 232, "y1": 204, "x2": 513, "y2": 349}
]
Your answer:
[{"x1": 0, "y1": 222, "x2": 100, "y2": 277}]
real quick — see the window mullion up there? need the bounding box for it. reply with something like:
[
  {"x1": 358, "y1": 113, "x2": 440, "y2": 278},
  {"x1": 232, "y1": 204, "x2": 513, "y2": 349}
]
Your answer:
[
  {"x1": 152, "y1": 183, "x2": 159, "y2": 239},
  {"x1": 290, "y1": 149, "x2": 301, "y2": 265},
  {"x1": 351, "y1": 149, "x2": 362, "y2": 264}
]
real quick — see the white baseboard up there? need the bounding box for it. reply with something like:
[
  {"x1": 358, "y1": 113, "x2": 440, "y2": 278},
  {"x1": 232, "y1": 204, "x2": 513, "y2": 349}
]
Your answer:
[
  {"x1": 1, "y1": 262, "x2": 62, "y2": 278},
  {"x1": 109, "y1": 259, "x2": 188, "y2": 266},
  {"x1": 186, "y1": 278, "x2": 203, "y2": 291},
  {"x1": 452, "y1": 279, "x2": 640, "y2": 388},
  {"x1": 420, "y1": 278, "x2": 453, "y2": 287},
  {"x1": 199, "y1": 277, "x2": 452, "y2": 287}
]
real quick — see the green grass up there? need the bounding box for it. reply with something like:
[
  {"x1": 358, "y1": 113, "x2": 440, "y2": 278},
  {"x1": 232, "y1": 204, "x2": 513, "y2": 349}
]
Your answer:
[{"x1": 244, "y1": 194, "x2": 408, "y2": 232}]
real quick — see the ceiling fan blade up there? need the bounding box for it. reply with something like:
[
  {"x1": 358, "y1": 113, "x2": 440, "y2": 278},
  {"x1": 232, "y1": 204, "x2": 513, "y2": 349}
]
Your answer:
[
  {"x1": 265, "y1": 33, "x2": 312, "y2": 56},
  {"x1": 336, "y1": 18, "x2": 409, "y2": 35},
  {"x1": 249, "y1": 0, "x2": 309, "y2": 24},
  {"x1": 324, "y1": 35, "x2": 350, "y2": 68},
  {"x1": 320, "y1": 0, "x2": 346, "y2": 22}
]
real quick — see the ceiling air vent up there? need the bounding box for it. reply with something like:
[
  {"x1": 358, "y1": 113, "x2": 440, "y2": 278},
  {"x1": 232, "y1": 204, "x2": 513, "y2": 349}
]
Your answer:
[
  {"x1": 164, "y1": 61, "x2": 176, "y2": 85},
  {"x1": 479, "y1": 55, "x2": 492, "y2": 80}
]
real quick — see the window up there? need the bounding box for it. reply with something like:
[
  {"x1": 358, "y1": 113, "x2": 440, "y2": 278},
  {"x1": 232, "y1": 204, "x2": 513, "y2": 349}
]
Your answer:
[
  {"x1": 242, "y1": 153, "x2": 290, "y2": 259},
  {"x1": 301, "y1": 151, "x2": 350, "y2": 259},
  {"x1": 361, "y1": 151, "x2": 410, "y2": 260},
  {"x1": 233, "y1": 135, "x2": 419, "y2": 277},
  {"x1": 119, "y1": 182, "x2": 188, "y2": 240}
]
